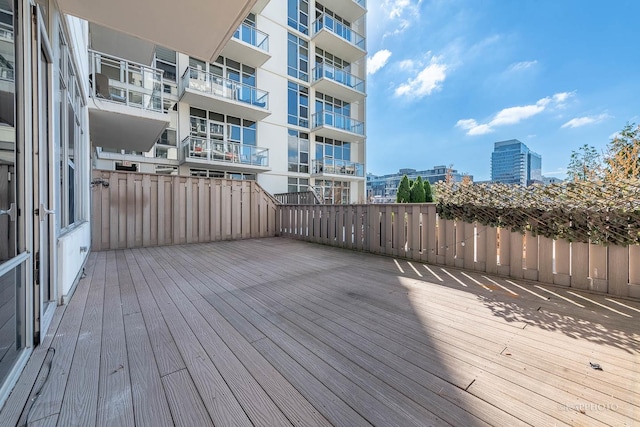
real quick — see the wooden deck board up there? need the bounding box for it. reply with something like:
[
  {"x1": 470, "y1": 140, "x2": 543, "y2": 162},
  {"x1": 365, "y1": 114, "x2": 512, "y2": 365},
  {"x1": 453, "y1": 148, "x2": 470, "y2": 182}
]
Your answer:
[
  {"x1": 2, "y1": 238, "x2": 638, "y2": 427},
  {"x1": 96, "y1": 251, "x2": 135, "y2": 427}
]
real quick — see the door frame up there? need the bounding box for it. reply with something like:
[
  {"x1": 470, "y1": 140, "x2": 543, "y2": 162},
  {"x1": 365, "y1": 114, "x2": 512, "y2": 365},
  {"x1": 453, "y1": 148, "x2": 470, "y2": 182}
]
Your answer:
[{"x1": 31, "y1": 4, "x2": 55, "y2": 343}]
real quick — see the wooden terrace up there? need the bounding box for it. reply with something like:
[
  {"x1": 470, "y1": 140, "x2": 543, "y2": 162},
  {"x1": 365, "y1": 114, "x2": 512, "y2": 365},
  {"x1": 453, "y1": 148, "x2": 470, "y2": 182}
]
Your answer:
[{"x1": 1, "y1": 238, "x2": 638, "y2": 426}]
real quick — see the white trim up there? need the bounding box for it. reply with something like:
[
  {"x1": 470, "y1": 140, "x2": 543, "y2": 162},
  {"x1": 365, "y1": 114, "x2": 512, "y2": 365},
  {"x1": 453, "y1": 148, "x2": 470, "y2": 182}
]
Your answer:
[{"x1": 0, "y1": 349, "x2": 32, "y2": 411}]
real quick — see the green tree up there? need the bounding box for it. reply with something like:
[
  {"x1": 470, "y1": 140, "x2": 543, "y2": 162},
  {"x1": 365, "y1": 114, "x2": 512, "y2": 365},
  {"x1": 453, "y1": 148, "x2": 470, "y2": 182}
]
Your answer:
[
  {"x1": 604, "y1": 123, "x2": 640, "y2": 180},
  {"x1": 410, "y1": 176, "x2": 426, "y2": 202},
  {"x1": 396, "y1": 175, "x2": 411, "y2": 203},
  {"x1": 424, "y1": 180, "x2": 433, "y2": 202},
  {"x1": 567, "y1": 144, "x2": 602, "y2": 182}
]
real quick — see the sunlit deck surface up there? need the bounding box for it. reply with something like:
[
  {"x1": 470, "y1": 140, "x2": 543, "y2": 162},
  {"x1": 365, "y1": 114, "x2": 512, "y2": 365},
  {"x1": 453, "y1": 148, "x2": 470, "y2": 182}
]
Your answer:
[{"x1": 1, "y1": 238, "x2": 639, "y2": 426}]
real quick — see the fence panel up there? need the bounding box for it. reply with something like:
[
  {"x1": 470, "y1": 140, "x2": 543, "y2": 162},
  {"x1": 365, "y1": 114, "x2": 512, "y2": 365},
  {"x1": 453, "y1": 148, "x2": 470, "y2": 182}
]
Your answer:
[{"x1": 92, "y1": 171, "x2": 277, "y2": 250}]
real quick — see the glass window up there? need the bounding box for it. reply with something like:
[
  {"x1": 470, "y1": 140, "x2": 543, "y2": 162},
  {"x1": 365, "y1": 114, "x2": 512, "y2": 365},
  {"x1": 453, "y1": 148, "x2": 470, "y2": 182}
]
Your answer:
[
  {"x1": 155, "y1": 46, "x2": 176, "y2": 82},
  {"x1": 288, "y1": 129, "x2": 309, "y2": 173},
  {"x1": 288, "y1": 177, "x2": 309, "y2": 193},
  {"x1": 287, "y1": 81, "x2": 309, "y2": 127},
  {"x1": 288, "y1": 0, "x2": 309, "y2": 34},
  {"x1": 287, "y1": 33, "x2": 308, "y2": 82}
]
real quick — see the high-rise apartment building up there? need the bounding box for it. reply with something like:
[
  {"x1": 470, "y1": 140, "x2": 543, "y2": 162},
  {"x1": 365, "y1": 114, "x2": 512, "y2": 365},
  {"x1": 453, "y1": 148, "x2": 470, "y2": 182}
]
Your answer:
[
  {"x1": 92, "y1": 0, "x2": 368, "y2": 204},
  {"x1": 491, "y1": 139, "x2": 542, "y2": 186}
]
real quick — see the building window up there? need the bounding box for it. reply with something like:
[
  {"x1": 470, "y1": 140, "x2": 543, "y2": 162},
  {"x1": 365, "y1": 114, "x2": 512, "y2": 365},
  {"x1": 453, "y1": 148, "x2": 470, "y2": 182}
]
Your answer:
[
  {"x1": 287, "y1": 33, "x2": 309, "y2": 82},
  {"x1": 315, "y1": 179, "x2": 350, "y2": 204},
  {"x1": 189, "y1": 108, "x2": 256, "y2": 146},
  {"x1": 287, "y1": 0, "x2": 309, "y2": 35},
  {"x1": 287, "y1": 81, "x2": 309, "y2": 127},
  {"x1": 315, "y1": 91, "x2": 351, "y2": 116},
  {"x1": 288, "y1": 130, "x2": 309, "y2": 173},
  {"x1": 315, "y1": 47, "x2": 350, "y2": 71},
  {"x1": 155, "y1": 46, "x2": 176, "y2": 82},
  {"x1": 58, "y1": 35, "x2": 85, "y2": 229},
  {"x1": 315, "y1": 136, "x2": 351, "y2": 161},
  {"x1": 288, "y1": 177, "x2": 309, "y2": 193},
  {"x1": 315, "y1": 4, "x2": 351, "y2": 29}
]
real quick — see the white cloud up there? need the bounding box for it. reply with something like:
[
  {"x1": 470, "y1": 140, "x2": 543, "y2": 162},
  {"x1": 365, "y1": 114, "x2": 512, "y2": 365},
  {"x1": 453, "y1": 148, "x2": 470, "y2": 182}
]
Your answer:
[
  {"x1": 398, "y1": 59, "x2": 415, "y2": 70},
  {"x1": 456, "y1": 92, "x2": 574, "y2": 136},
  {"x1": 561, "y1": 113, "x2": 610, "y2": 129},
  {"x1": 542, "y1": 168, "x2": 568, "y2": 177},
  {"x1": 394, "y1": 57, "x2": 447, "y2": 98},
  {"x1": 508, "y1": 60, "x2": 538, "y2": 72},
  {"x1": 367, "y1": 50, "x2": 392, "y2": 75},
  {"x1": 382, "y1": 0, "x2": 422, "y2": 37}
]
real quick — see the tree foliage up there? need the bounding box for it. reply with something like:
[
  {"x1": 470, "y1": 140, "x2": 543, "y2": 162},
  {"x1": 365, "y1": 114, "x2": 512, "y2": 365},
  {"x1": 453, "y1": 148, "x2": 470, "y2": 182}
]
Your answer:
[
  {"x1": 424, "y1": 180, "x2": 433, "y2": 202},
  {"x1": 410, "y1": 176, "x2": 426, "y2": 203},
  {"x1": 604, "y1": 123, "x2": 640, "y2": 181},
  {"x1": 567, "y1": 144, "x2": 602, "y2": 182},
  {"x1": 396, "y1": 175, "x2": 411, "y2": 203}
]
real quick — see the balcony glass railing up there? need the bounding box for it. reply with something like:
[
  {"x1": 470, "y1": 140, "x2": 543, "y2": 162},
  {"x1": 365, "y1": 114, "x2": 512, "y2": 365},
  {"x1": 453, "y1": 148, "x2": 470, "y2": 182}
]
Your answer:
[
  {"x1": 0, "y1": 65, "x2": 14, "y2": 81},
  {"x1": 313, "y1": 13, "x2": 365, "y2": 51},
  {"x1": 313, "y1": 64, "x2": 364, "y2": 92},
  {"x1": 88, "y1": 50, "x2": 164, "y2": 112},
  {"x1": 182, "y1": 67, "x2": 269, "y2": 110},
  {"x1": 181, "y1": 136, "x2": 269, "y2": 167},
  {"x1": 354, "y1": 0, "x2": 366, "y2": 7},
  {"x1": 313, "y1": 158, "x2": 364, "y2": 177},
  {"x1": 232, "y1": 23, "x2": 269, "y2": 52},
  {"x1": 312, "y1": 110, "x2": 365, "y2": 136}
]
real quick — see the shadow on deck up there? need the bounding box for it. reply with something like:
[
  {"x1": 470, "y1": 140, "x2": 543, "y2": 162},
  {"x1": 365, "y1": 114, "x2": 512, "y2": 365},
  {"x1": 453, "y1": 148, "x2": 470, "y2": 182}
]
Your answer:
[{"x1": 1, "y1": 238, "x2": 638, "y2": 426}]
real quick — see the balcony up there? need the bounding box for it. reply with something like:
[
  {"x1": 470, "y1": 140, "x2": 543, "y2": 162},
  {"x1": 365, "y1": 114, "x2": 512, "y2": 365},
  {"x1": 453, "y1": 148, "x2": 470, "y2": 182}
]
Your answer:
[
  {"x1": 312, "y1": 64, "x2": 365, "y2": 103},
  {"x1": 1, "y1": 169, "x2": 639, "y2": 426},
  {"x1": 88, "y1": 50, "x2": 170, "y2": 153},
  {"x1": 180, "y1": 67, "x2": 271, "y2": 122},
  {"x1": 316, "y1": 0, "x2": 366, "y2": 22},
  {"x1": 313, "y1": 13, "x2": 366, "y2": 62},
  {"x1": 312, "y1": 110, "x2": 365, "y2": 140},
  {"x1": 180, "y1": 136, "x2": 270, "y2": 173},
  {"x1": 312, "y1": 157, "x2": 365, "y2": 179},
  {"x1": 221, "y1": 23, "x2": 270, "y2": 68}
]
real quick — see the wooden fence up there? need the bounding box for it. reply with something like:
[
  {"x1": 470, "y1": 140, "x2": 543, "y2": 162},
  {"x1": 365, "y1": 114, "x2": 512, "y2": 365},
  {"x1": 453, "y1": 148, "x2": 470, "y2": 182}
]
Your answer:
[
  {"x1": 91, "y1": 171, "x2": 278, "y2": 251},
  {"x1": 277, "y1": 203, "x2": 640, "y2": 299}
]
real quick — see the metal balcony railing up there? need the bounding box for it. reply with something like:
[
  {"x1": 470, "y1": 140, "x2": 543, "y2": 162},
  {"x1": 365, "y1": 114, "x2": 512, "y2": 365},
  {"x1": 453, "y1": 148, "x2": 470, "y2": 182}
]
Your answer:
[
  {"x1": 88, "y1": 50, "x2": 164, "y2": 112},
  {"x1": 312, "y1": 158, "x2": 364, "y2": 177},
  {"x1": 182, "y1": 67, "x2": 269, "y2": 110},
  {"x1": 312, "y1": 110, "x2": 365, "y2": 136},
  {"x1": 313, "y1": 64, "x2": 364, "y2": 93},
  {"x1": 181, "y1": 136, "x2": 269, "y2": 167},
  {"x1": 313, "y1": 13, "x2": 365, "y2": 51},
  {"x1": 232, "y1": 23, "x2": 269, "y2": 52}
]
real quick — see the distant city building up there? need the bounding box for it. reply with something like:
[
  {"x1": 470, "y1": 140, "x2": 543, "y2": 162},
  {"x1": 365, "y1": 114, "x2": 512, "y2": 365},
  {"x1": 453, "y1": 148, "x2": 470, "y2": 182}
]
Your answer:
[
  {"x1": 542, "y1": 176, "x2": 564, "y2": 185},
  {"x1": 491, "y1": 140, "x2": 542, "y2": 186},
  {"x1": 367, "y1": 166, "x2": 473, "y2": 202}
]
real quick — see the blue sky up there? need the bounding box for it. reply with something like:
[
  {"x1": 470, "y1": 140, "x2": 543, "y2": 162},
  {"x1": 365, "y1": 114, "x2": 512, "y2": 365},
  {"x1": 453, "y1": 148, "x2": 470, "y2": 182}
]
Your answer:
[{"x1": 365, "y1": 0, "x2": 640, "y2": 180}]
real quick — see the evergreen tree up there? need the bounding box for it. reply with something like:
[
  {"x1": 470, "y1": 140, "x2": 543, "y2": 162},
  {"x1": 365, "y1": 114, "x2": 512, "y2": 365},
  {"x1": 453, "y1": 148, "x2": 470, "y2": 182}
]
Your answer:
[
  {"x1": 396, "y1": 175, "x2": 411, "y2": 203},
  {"x1": 424, "y1": 180, "x2": 433, "y2": 202},
  {"x1": 410, "y1": 176, "x2": 426, "y2": 203}
]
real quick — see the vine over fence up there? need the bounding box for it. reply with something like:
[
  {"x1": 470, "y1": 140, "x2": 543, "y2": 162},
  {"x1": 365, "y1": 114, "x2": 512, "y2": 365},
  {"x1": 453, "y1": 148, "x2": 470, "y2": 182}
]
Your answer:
[{"x1": 434, "y1": 179, "x2": 640, "y2": 246}]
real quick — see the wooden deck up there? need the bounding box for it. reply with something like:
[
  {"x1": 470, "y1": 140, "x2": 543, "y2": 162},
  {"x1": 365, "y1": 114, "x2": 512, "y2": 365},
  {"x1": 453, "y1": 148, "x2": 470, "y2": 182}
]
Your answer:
[{"x1": 1, "y1": 238, "x2": 639, "y2": 426}]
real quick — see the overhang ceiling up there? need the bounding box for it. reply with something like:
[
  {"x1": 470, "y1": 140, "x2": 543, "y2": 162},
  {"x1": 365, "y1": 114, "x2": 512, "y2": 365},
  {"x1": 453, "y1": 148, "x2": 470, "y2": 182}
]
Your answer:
[
  {"x1": 59, "y1": 0, "x2": 257, "y2": 62},
  {"x1": 89, "y1": 24, "x2": 155, "y2": 65}
]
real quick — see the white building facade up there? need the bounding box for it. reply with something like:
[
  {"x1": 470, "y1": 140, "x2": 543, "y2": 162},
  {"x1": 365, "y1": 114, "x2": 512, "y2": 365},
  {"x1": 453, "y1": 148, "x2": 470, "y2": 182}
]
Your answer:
[
  {"x1": 0, "y1": 0, "x2": 257, "y2": 406},
  {"x1": 91, "y1": 0, "x2": 368, "y2": 204}
]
